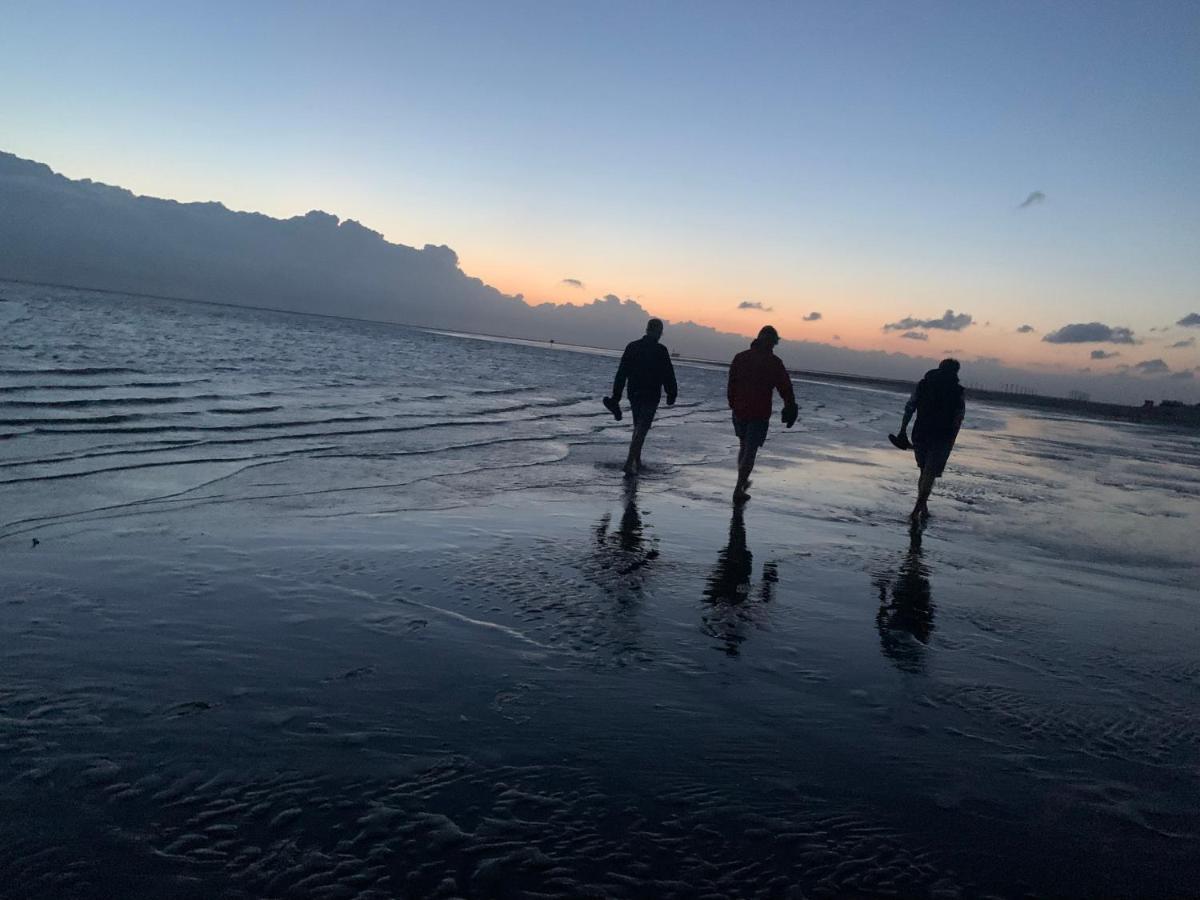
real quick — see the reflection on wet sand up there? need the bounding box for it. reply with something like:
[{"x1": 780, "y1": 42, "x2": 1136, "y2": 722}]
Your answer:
[
  {"x1": 873, "y1": 525, "x2": 936, "y2": 673},
  {"x1": 701, "y1": 507, "x2": 778, "y2": 656},
  {"x1": 592, "y1": 479, "x2": 659, "y2": 592}
]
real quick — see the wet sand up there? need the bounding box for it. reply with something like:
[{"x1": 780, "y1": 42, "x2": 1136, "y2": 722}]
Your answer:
[{"x1": 1, "y1": 283, "x2": 1198, "y2": 898}]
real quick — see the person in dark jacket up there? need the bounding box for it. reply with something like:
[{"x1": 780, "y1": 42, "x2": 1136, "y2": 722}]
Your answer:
[
  {"x1": 603, "y1": 318, "x2": 678, "y2": 476},
  {"x1": 894, "y1": 358, "x2": 966, "y2": 521},
  {"x1": 727, "y1": 325, "x2": 799, "y2": 504}
]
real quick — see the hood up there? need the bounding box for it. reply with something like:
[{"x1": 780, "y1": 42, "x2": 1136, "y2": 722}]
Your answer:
[{"x1": 926, "y1": 367, "x2": 960, "y2": 385}]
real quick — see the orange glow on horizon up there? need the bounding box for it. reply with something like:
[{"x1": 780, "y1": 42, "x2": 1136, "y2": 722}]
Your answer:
[{"x1": 464, "y1": 257, "x2": 1173, "y2": 374}]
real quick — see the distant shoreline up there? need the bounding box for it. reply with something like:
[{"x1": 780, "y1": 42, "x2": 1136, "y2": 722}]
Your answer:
[
  {"x1": 428, "y1": 328, "x2": 1200, "y2": 430},
  {"x1": 5, "y1": 276, "x2": 1197, "y2": 429}
]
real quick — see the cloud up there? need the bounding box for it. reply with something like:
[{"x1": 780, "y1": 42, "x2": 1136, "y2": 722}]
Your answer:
[
  {"x1": 803, "y1": 312, "x2": 822, "y2": 321},
  {"x1": 1018, "y1": 191, "x2": 1046, "y2": 209},
  {"x1": 1169, "y1": 337, "x2": 1196, "y2": 349},
  {"x1": 1170, "y1": 369, "x2": 1195, "y2": 380},
  {"x1": 737, "y1": 300, "x2": 773, "y2": 311},
  {"x1": 1016, "y1": 324, "x2": 1035, "y2": 334},
  {"x1": 3, "y1": 150, "x2": 1196, "y2": 407},
  {"x1": 883, "y1": 309, "x2": 973, "y2": 333},
  {"x1": 1178, "y1": 313, "x2": 1200, "y2": 327},
  {"x1": 1134, "y1": 358, "x2": 1170, "y2": 375},
  {"x1": 900, "y1": 331, "x2": 928, "y2": 341},
  {"x1": 832, "y1": 334, "x2": 841, "y2": 340},
  {"x1": 1043, "y1": 322, "x2": 1136, "y2": 344},
  {"x1": 1090, "y1": 349, "x2": 1120, "y2": 360},
  {"x1": 561, "y1": 278, "x2": 584, "y2": 289}
]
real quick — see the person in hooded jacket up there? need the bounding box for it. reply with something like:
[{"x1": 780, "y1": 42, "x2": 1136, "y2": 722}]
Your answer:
[
  {"x1": 726, "y1": 325, "x2": 799, "y2": 504},
  {"x1": 893, "y1": 358, "x2": 966, "y2": 521},
  {"x1": 603, "y1": 318, "x2": 678, "y2": 476}
]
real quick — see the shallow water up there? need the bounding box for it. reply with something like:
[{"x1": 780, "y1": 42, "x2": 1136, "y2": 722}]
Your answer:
[{"x1": 1, "y1": 282, "x2": 1198, "y2": 898}]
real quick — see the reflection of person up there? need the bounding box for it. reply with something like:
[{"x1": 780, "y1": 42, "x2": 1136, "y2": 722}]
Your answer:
[
  {"x1": 603, "y1": 319, "x2": 678, "y2": 477},
  {"x1": 593, "y1": 479, "x2": 658, "y2": 583},
  {"x1": 727, "y1": 326, "x2": 799, "y2": 504},
  {"x1": 701, "y1": 508, "x2": 778, "y2": 656},
  {"x1": 895, "y1": 358, "x2": 965, "y2": 521},
  {"x1": 873, "y1": 526, "x2": 935, "y2": 674}
]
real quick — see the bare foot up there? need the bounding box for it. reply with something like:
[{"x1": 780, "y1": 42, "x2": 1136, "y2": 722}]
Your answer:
[{"x1": 733, "y1": 488, "x2": 751, "y2": 504}]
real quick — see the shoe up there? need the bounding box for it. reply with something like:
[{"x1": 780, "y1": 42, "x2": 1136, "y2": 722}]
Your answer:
[{"x1": 603, "y1": 397, "x2": 623, "y2": 421}]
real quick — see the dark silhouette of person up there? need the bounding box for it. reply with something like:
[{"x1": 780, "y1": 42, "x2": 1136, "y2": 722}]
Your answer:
[
  {"x1": 701, "y1": 507, "x2": 778, "y2": 656},
  {"x1": 603, "y1": 318, "x2": 678, "y2": 477},
  {"x1": 893, "y1": 358, "x2": 966, "y2": 521},
  {"x1": 726, "y1": 325, "x2": 799, "y2": 503},
  {"x1": 873, "y1": 526, "x2": 936, "y2": 674}
]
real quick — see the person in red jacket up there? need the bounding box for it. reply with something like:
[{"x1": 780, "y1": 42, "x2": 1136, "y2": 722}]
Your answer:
[{"x1": 727, "y1": 325, "x2": 799, "y2": 503}]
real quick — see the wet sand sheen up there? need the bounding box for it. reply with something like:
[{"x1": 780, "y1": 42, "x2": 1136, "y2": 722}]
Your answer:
[{"x1": 1, "y1": 282, "x2": 1198, "y2": 898}]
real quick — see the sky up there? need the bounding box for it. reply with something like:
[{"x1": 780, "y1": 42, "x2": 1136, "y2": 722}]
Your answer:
[{"x1": 2, "y1": 0, "x2": 1198, "y2": 379}]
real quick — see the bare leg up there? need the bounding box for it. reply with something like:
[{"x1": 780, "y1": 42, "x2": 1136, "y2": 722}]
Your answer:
[
  {"x1": 911, "y1": 467, "x2": 935, "y2": 519},
  {"x1": 734, "y1": 441, "x2": 758, "y2": 502},
  {"x1": 624, "y1": 422, "x2": 650, "y2": 476}
]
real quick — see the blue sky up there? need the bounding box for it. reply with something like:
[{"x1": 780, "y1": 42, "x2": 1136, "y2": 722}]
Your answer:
[{"x1": 2, "y1": 0, "x2": 1198, "y2": 372}]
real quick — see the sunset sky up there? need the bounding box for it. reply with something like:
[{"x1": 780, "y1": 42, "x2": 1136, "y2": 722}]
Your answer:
[{"x1": 3, "y1": 0, "x2": 1198, "y2": 376}]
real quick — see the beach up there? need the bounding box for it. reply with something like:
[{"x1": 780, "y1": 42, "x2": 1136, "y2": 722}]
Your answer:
[{"x1": 2, "y1": 282, "x2": 1198, "y2": 898}]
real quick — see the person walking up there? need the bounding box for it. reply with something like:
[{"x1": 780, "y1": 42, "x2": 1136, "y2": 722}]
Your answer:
[
  {"x1": 891, "y1": 358, "x2": 966, "y2": 521},
  {"x1": 603, "y1": 318, "x2": 677, "y2": 476},
  {"x1": 727, "y1": 325, "x2": 798, "y2": 503}
]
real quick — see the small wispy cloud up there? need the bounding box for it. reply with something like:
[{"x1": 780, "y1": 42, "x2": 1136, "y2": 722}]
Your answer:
[
  {"x1": 1169, "y1": 337, "x2": 1196, "y2": 349},
  {"x1": 1178, "y1": 313, "x2": 1200, "y2": 327},
  {"x1": 1134, "y1": 358, "x2": 1170, "y2": 375},
  {"x1": 883, "y1": 310, "x2": 973, "y2": 333},
  {"x1": 738, "y1": 300, "x2": 773, "y2": 311},
  {"x1": 1090, "y1": 349, "x2": 1120, "y2": 360},
  {"x1": 901, "y1": 331, "x2": 928, "y2": 341},
  {"x1": 803, "y1": 311, "x2": 822, "y2": 321},
  {"x1": 1016, "y1": 324, "x2": 1035, "y2": 334},
  {"x1": 561, "y1": 278, "x2": 584, "y2": 289},
  {"x1": 1018, "y1": 191, "x2": 1046, "y2": 209}
]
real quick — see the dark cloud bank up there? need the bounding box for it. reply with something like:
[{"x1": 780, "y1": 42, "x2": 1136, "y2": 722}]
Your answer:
[{"x1": 0, "y1": 152, "x2": 1193, "y2": 404}]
